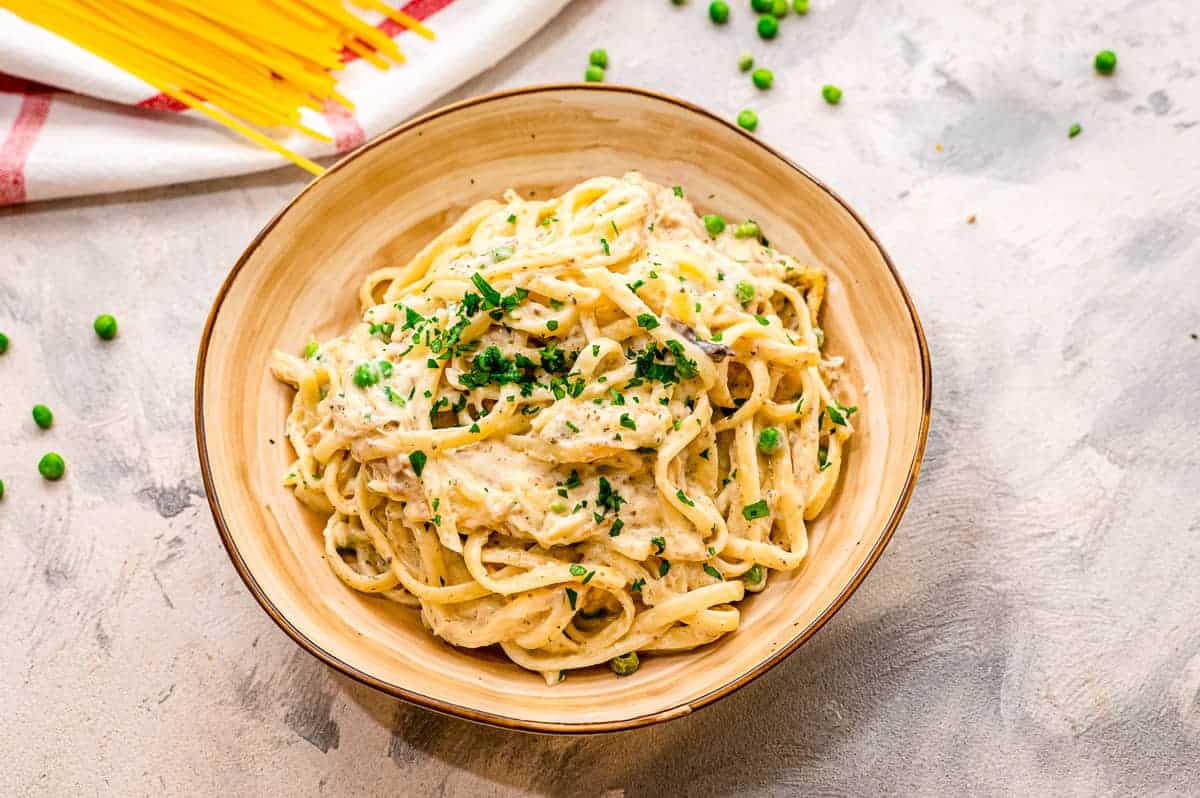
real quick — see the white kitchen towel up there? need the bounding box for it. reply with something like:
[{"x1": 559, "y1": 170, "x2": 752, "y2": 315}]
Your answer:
[{"x1": 0, "y1": 0, "x2": 571, "y2": 205}]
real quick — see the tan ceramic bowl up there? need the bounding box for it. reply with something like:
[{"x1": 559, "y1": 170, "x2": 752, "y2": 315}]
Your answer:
[{"x1": 196, "y1": 85, "x2": 931, "y2": 734}]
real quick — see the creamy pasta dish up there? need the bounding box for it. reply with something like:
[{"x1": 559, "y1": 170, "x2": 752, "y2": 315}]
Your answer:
[{"x1": 271, "y1": 173, "x2": 857, "y2": 683}]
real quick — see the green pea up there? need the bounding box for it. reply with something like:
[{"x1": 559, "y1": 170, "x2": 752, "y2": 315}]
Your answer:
[
  {"x1": 1069, "y1": 123, "x2": 1082, "y2": 139},
  {"x1": 793, "y1": 0, "x2": 809, "y2": 13},
  {"x1": 93, "y1": 314, "x2": 118, "y2": 340},
  {"x1": 703, "y1": 214, "x2": 726, "y2": 236},
  {"x1": 584, "y1": 65, "x2": 605, "y2": 82},
  {"x1": 772, "y1": 0, "x2": 788, "y2": 16},
  {"x1": 736, "y1": 108, "x2": 758, "y2": 131},
  {"x1": 304, "y1": 341, "x2": 319, "y2": 359},
  {"x1": 32, "y1": 404, "x2": 53, "y2": 430},
  {"x1": 708, "y1": 1, "x2": 730, "y2": 23},
  {"x1": 757, "y1": 15, "x2": 779, "y2": 38},
  {"x1": 1094, "y1": 49, "x2": 1117, "y2": 75},
  {"x1": 738, "y1": 53, "x2": 754, "y2": 72},
  {"x1": 610, "y1": 651, "x2": 640, "y2": 676},
  {"x1": 353, "y1": 361, "x2": 380, "y2": 388},
  {"x1": 744, "y1": 564, "x2": 764, "y2": 584},
  {"x1": 734, "y1": 220, "x2": 761, "y2": 239},
  {"x1": 751, "y1": 0, "x2": 772, "y2": 11},
  {"x1": 38, "y1": 452, "x2": 65, "y2": 481},
  {"x1": 589, "y1": 49, "x2": 608, "y2": 69},
  {"x1": 752, "y1": 67, "x2": 773, "y2": 90},
  {"x1": 0, "y1": 331, "x2": 8, "y2": 354},
  {"x1": 735, "y1": 280, "x2": 756, "y2": 304},
  {"x1": 822, "y1": 83, "x2": 843, "y2": 104},
  {"x1": 757, "y1": 426, "x2": 782, "y2": 454}
]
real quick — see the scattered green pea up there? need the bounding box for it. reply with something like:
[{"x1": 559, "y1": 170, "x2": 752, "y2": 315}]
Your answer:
[
  {"x1": 757, "y1": 15, "x2": 779, "y2": 38},
  {"x1": 734, "y1": 220, "x2": 761, "y2": 240},
  {"x1": 703, "y1": 214, "x2": 727, "y2": 236},
  {"x1": 744, "y1": 564, "x2": 764, "y2": 584},
  {"x1": 752, "y1": 67, "x2": 773, "y2": 90},
  {"x1": 738, "y1": 53, "x2": 754, "y2": 72},
  {"x1": 751, "y1": 0, "x2": 772, "y2": 11},
  {"x1": 822, "y1": 83, "x2": 843, "y2": 104},
  {"x1": 93, "y1": 314, "x2": 118, "y2": 340},
  {"x1": 1094, "y1": 49, "x2": 1117, "y2": 75},
  {"x1": 735, "y1": 280, "x2": 756, "y2": 304},
  {"x1": 38, "y1": 452, "x2": 65, "y2": 481},
  {"x1": 736, "y1": 108, "x2": 758, "y2": 131},
  {"x1": 353, "y1": 361, "x2": 380, "y2": 388},
  {"x1": 793, "y1": 0, "x2": 809, "y2": 13},
  {"x1": 584, "y1": 65, "x2": 605, "y2": 82},
  {"x1": 610, "y1": 651, "x2": 640, "y2": 676},
  {"x1": 757, "y1": 426, "x2": 782, "y2": 454},
  {"x1": 772, "y1": 0, "x2": 788, "y2": 16},
  {"x1": 1069, "y1": 123, "x2": 1082, "y2": 138},
  {"x1": 32, "y1": 404, "x2": 53, "y2": 430},
  {"x1": 709, "y1": 1, "x2": 730, "y2": 23},
  {"x1": 0, "y1": 331, "x2": 8, "y2": 354},
  {"x1": 589, "y1": 49, "x2": 608, "y2": 69}
]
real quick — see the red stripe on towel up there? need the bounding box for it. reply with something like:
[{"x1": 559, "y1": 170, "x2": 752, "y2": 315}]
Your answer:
[
  {"x1": 0, "y1": 92, "x2": 53, "y2": 205},
  {"x1": 322, "y1": 99, "x2": 365, "y2": 153}
]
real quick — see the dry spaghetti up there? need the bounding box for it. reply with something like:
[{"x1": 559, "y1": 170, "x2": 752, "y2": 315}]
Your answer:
[
  {"x1": 0, "y1": 0, "x2": 434, "y2": 173},
  {"x1": 270, "y1": 173, "x2": 858, "y2": 683}
]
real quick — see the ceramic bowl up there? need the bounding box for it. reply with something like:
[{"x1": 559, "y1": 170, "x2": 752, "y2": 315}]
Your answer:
[{"x1": 195, "y1": 84, "x2": 931, "y2": 733}]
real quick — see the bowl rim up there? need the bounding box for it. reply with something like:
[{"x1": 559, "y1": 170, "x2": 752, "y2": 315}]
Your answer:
[{"x1": 194, "y1": 82, "x2": 932, "y2": 735}]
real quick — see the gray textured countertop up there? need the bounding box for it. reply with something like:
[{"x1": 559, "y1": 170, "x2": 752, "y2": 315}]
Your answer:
[{"x1": 2, "y1": 1, "x2": 1198, "y2": 794}]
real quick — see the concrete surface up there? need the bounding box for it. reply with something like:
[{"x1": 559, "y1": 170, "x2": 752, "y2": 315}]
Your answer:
[{"x1": 2, "y1": 0, "x2": 1199, "y2": 795}]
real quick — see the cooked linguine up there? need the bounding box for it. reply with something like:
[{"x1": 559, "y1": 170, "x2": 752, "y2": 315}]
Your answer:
[{"x1": 270, "y1": 173, "x2": 856, "y2": 683}]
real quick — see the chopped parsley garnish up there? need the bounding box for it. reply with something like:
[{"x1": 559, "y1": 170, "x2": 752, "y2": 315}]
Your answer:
[
  {"x1": 565, "y1": 587, "x2": 578, "y2": 610},
  {"x1": 582, "y1": 570, "x2": 596, "y2": 585},
  {"x1": 619, "y1": 413, "x2": 636, "y2": 430},
  {"x1": 378, "y1": 360, "x2": 393, "y2": 378},
  {"x1": 564, "y1": 470, "x2": 582, "y2": 489},
  {"x1": 369, "y1": 322, "x2": 394, "y2": 340},
  {"x1": 470, "y1": 422, "x2": 481, "y2": 433},
  {"x1": 610, "y1": 220, "x2": 619, "y2": 235},
  {"x1": 703, "y1": 564, "x2": 724, "y2": 581},
  {"x1": 565, "y1": 420, "x2": 580, "y2": 434},
  {"x1": 609, "y1": 389, "x2": 625, "y2": 405},
  {"x1": 609, "y1": 518, "x2": 624, "y2": 537},
  {"x1": 596, "y1": 476, "x2": 626, "y2": 517},
  {"x1": 672, "y1": 185, "x2": 684, "y2": 198},
  {"x1": 397, "y1": 304, "x2": 426, "y2": 331},
  {"x1": 675, "y1": 489, "x2": 695, "y2": 507},
  {"x1": 470, "y1": 272, "x2": 502, "y2": 306},
  {"x1": 744, "y1": 564, "x2": 764, "y2": 584},
  {"x1": 659, "y1": 560, "x2": 671, "y2": 577},
  {"x1": 698, "y1": 448, "x2": 710, "y2": 460},
  {"x1": 742, "y1": 499, "x2": 769, "y2": 520},
  {"x1": 427, "y1": 358, "x2": 438, "y2": 368},
  {"x1": 492, "y1": 246, "x2": 514, "y2": 262},
  {"x1": 636, "y1": 313, "x2": 660, "y2": 330},
  {"x1": 408, "y1": 450, "x2": 427, "y2": 477},
  {"x1": 600, "y1": 238, "x2": 611, "y2": 256},
  {"x1": 651, "y1": 536, "x2": 666, "y2": 554},
  {"x1": 631, "y1": 578, "x2": 645, "y2": 593},
  {"x1": 383, "y1": 386, "x2": 407, "y2": 406},
  {"x1": 569, "y1": 563, "x2": 587, "y2": 577},
  {"x1": 825, "y1": 399, "x2": 858, "y2": 426},
  {"x1": 546, "y1": 320, "x2": 559, "y2": 331},
  {"x1": 627, "y1": 279, "x2": 645, "y2": 293},
  {"x1": 755, "y1": 314, "x2": 770, "y2": 326},
  {"x1": 549, "y1": 298, "x2": 565, "y2": 310},
  {"x1": 303, "y1": 341, "x2": 319, "y2": 359},
  {"x1": 735, "y1": 281, "x2": 755, "y2": 305},
  {"x1": 591, "y1": 344, "x2": 601, "y2": 357},
  {"x1": 818, "y1": 446, "x2": 832, "y2": 471},
  {"x1": 506, "y1": 213, "x2": 517, "y2": 223}
]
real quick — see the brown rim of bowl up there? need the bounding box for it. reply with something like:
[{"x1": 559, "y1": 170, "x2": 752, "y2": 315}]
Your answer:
[{"x1": 194, "y1": 83, "x2": 933, "y2": 735}]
